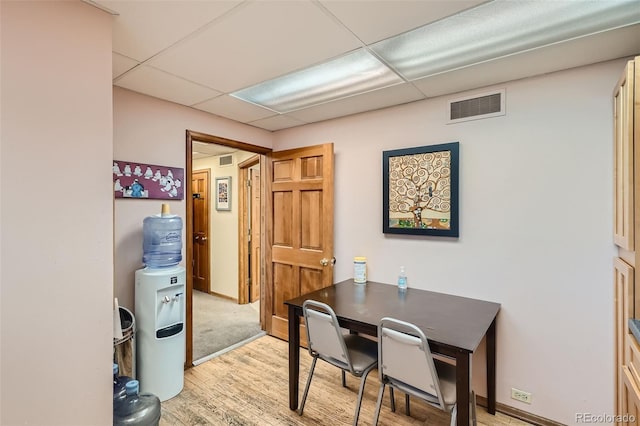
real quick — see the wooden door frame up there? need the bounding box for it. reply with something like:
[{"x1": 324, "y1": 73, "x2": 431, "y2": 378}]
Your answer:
[
  {"x1": 238, "y1": 155, "x2": 260, "y2": 305},
  {"x1": 185, "y1": 130, "x2": 271, "y2": 367}
]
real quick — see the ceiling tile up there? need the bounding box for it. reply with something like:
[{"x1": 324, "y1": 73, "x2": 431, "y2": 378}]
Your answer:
[
  {"x1": 115, "y1": 65, "x2": 222, "y2": 106},
  {"x1": 100, "y1": 0, "x2": 640, "y2": 129},
  {"x1": 249, "y1": 115, "x2": 308, "y2": 132},
  {"x1": 95, "y1": 0, "x2": 242, "y2": 61},
  {"x1": 193, "y1": 142, "x2": 236, "y2": 159},
  {"x1": 113, "y1": 52, "x2": 138, "y2": 79},
  {"x1": 287, "y1": 83, "x2": 425, "y2": 123},
  {"x1": 319, "y1": 0, "x2": 487, "y2": 44},
  {"x1": 193, "y1": 95, "x2": 277, "y2": 123},
  {"x1": 148, "y1": 0, "x2": 362, "y2": 93},
  {"x1": 412, "y1": 24, "x2": 640, "y2": 98}
]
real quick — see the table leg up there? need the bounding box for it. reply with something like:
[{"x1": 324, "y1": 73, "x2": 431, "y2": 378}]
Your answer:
[
  {"x1": 455, "y1": 350, "x2": 470, "y2": 426},
  {"x1": 486, "y1": 317, "x2": 497, "y2": 415},
  {"x1": 288, "y1": 305, "x2": 300, "y2": 410}
]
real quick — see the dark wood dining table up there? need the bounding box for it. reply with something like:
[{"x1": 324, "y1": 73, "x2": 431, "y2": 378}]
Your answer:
[{"x1": 284, "y1": 279, "x2": 501, "y2": 426}]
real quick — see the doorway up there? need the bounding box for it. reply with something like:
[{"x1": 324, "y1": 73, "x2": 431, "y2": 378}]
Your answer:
[
  {"x1": 185, "y1": 131, "x2": 271, "y2": 366},
  {"x1": 238, "y1": 155, "x2": 261, "y2": 305}
]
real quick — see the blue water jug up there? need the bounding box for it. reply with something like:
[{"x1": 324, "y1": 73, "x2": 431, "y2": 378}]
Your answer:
[
  {"x1": 142, "y1": 204, "x2": 182, "y2": 268},
  {"x1": 113, "y1": 380, "x2": 161, "y2": 426}
]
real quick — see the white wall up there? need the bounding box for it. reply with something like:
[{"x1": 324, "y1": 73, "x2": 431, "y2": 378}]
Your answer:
[
  {"x1": 274, "y1": 60, "x2": 624, "y2": 425},
  {"x1": 193, "y1": 151, "x2": 255, "y2": 299},
  {"x1": 113, "y1": 88, "x2": 272, "y2": 310},
  {"x1": 0, "y1": 1, "x2": 114, "y2": 424}
]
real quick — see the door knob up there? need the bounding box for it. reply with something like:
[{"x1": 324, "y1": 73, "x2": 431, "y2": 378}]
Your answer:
[
  {"x1": 320, "y1": 257, "x2": 336, "y2": 267},
  {"x1": 200, "y1": 236, "x2": 207, "y2": 242}
]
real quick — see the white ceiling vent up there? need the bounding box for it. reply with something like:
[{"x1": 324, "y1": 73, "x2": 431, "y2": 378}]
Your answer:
[
  {"x1": 219, "y1": 154, "x2": 234, "y2": 167},
  {"x1": 447, "y1": 89, "x2": 505, "y2": 124}
]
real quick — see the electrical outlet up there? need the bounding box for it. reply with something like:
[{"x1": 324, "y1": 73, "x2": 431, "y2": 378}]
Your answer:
[{"x1": 511, "y1": 388, "x2": 532, "y2": 404}]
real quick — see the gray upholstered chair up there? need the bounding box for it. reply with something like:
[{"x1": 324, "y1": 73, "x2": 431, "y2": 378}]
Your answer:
[
  {"x1": 373, "y1": 317, "x2": 477, "y2": 426},
  {"x1": 298, "y1": 300, "x2": 378, "y2": 426}
]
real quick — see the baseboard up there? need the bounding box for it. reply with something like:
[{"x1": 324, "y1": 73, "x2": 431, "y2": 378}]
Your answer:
[
  {"x1": 209, "y1": 291, "x2": 237, "y2": 303},
  {"x1": 476, "y1": 395, "x2": 565, "y2": 426}
]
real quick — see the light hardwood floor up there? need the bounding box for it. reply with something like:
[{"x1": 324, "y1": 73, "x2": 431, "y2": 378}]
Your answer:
[{"x1": 161, "y1": 335, "x2": 532, "y2": 425}]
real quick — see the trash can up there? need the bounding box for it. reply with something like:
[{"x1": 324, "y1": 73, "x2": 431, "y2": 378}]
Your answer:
[{"x1": 114, "y1": 306, "x2": 136, "y2": 379}]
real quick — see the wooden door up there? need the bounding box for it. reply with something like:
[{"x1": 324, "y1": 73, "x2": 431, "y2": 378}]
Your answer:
[
  {"x1": 615, "y1": 257, "x2": 635, "y2": 420},
  {"x1": 613, "y1": 57, "x2": 640, "y2": 421},
  {"x1": 614, "y1": 59, "x2": 635, "y2": 251},
  {"x1": 622, "y1": 366, "x2": 640, "y2": 423},
  {"x1": 266, "y1": 143, "x2": 334, "y2": 340},
  {"x1": 250, "y1": 167, "x2": 261, "y2": 303},
  {"x1": 192, "y1": 170, "x2": 210, "y2": 293}
]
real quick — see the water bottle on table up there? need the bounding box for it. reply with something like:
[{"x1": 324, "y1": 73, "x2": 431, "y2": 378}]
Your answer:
[{"x1": 397, "y1": 266, "x2": 408, "y2": 291}]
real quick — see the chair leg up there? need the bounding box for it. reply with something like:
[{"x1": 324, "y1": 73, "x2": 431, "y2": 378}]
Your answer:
[
  {"x1": 352, "y1": 364, "x2": 376, "y2": 426},
  {"x1": 405, "y1": 393, "x2": 410, "y2": 416},
  {"x1": 372, "y1": 383, "x2": 386, "y2": 426},
  {"x1": 297, "y1": 357, "x2": 318, "y2": 416},
  {"x1": 471, "y1": 391, "x2": 477, "y2": 426},
  {"x1": 389, "y1": 387, "x2": 395, "y2": 412},
  {"x1": 449, "y1": 403, "x2": 457, "y2": 426},
  {"x1": 448, "y1": 395, "x2": 476, "y2": 426},
  {"x1": 342, "y1": 370, "x2": 346, "y2": 387}
]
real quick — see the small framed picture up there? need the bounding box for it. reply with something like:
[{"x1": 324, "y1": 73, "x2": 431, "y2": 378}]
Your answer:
[
  {"x1": 215, "y1": 176, "x2": 232, "y2": 211},
  {"x1": 382, "y1": 142, "x2": 459, "y2": 237}
]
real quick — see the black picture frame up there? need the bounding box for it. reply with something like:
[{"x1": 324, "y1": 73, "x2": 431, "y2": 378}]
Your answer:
[{"x1": 383, "y1": 142, "x2": 459, "y2": 237}]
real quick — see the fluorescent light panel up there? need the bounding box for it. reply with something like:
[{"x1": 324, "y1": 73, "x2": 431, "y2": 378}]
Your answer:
[
  {"x1": 371, "y1": 0, "x2": 640, "y2": 80},
  {"x1": 231, "y1": 49, "x2": 402, "y2": 113},
  {"x1": 231, "y1": 0, "x2": 640, "y2": 112}
]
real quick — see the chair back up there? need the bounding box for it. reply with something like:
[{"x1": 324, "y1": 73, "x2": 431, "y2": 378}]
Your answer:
[
  {"x1": 303, "y1": 300, "x2": 351, "y2": 370},
  {"x1": 378, "y1": 317, "x2": 445, "y2": 409}
]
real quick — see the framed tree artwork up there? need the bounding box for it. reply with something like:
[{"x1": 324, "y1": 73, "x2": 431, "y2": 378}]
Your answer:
[{"x1": 383, "y1": 142, "x2": 459, "y2": 237}]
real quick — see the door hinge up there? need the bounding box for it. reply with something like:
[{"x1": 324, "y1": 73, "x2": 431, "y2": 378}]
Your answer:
[{"x1": 246, "y1": 180, "x2": 251, "y2": 187}]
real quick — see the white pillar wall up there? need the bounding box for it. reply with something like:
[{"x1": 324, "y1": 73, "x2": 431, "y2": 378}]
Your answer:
[{"x1": 1, "y1": 1, "x2": 114, "y2": 424}]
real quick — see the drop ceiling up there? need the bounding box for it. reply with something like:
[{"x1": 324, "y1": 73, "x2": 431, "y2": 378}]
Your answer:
[
  {"x1": 90, "y1": 0, "x2": 640, "y2": 132},
  {"x1": 192, "y1": 141, "x2": 237, "y2": 160}
]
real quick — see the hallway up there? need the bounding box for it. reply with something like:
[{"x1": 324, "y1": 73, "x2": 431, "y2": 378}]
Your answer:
[{"x1": 192, "y1": 290, "x2": 263, "y2": 364}]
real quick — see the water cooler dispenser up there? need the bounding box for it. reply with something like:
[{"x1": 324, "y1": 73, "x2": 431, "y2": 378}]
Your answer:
[{"x1": 135, "y1": 204, "x2": 185, "y2": 402}]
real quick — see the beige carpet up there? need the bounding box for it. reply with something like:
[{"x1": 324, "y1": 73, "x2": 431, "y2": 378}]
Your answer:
[{"x1": 192, "y1": 290, "x2": 264, "y2": 363}]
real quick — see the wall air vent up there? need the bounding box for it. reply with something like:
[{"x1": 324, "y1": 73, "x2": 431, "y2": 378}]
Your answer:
[
  {"x1": 219, "y1": 154, "x2": 233, "y2": 167},
  {"x1": 447, "y1": 89, "x2": 505, "y2": 124}
]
